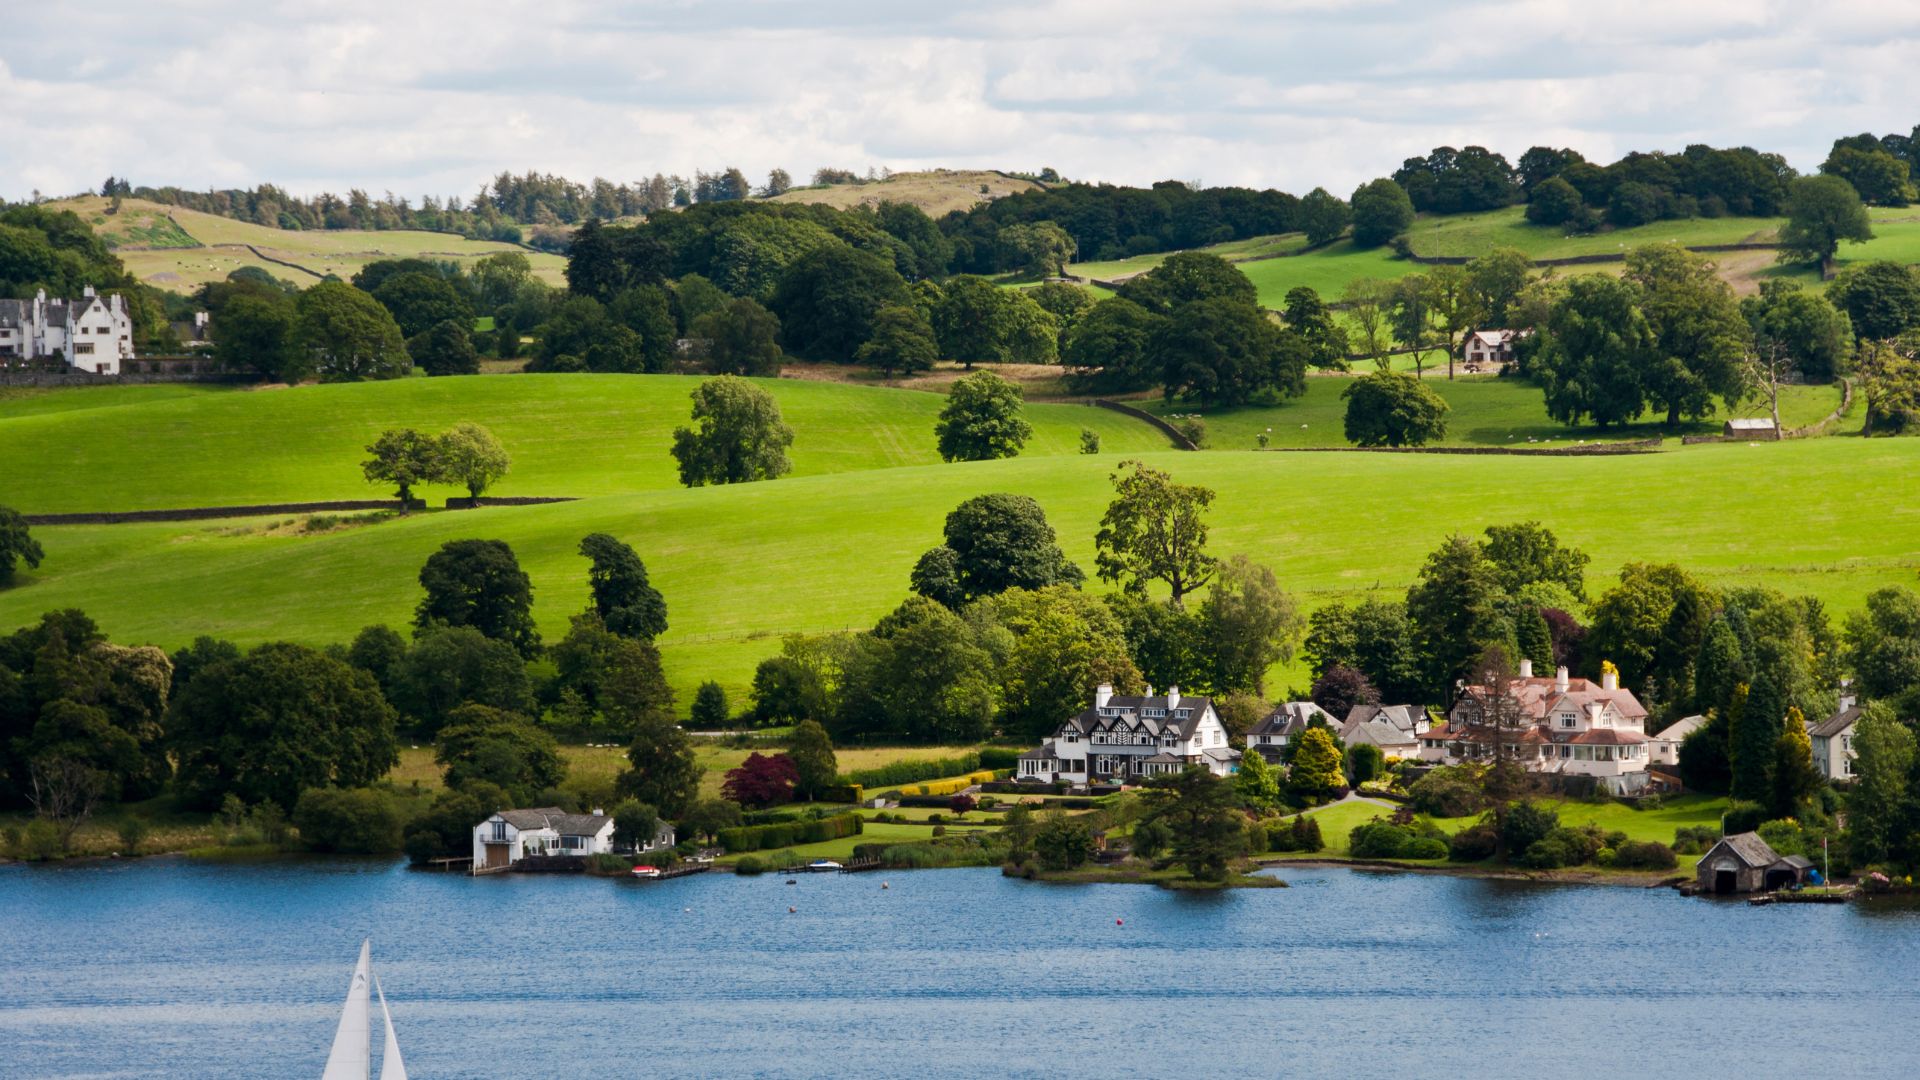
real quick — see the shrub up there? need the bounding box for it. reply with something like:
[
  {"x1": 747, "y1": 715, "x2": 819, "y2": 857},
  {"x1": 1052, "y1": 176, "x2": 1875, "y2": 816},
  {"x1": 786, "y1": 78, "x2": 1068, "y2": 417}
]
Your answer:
[
  {"x1": 1268, "y1": 815, "x2": 1324, "y2": 853},
  {"x1": 1500, "y1": 802, "x2": 1560, "y2": 858},
  {"x1": 1594, "y1": 846, "x2": 1617, "y2": 867},
  {"x1": 1345, "y1": 744, "x2": 1385, "y2": 786},
  {"x1": 734, "y1": 855, "x2": 766, "y2": 875},
  {"x1": 20, "y1": 818, "x2": 64, "y2": 861},
  {"x1": 116, "y1": 818, "x2": 148, "y2": 853},
  {"x1": 1448, "y1": 823, "x2": 1499, "y2": 862},
  {"x1": 843, "y1": 754, "x2": 982, "y2": 789},
  {"x1": 1408, "y1": 766, "x2": 1487, "y2": 818},
  {"x1": 1612, "y1": 840, "x2": 1678, "y2": 870},
  {"x1": 1404, "y1": 837, "x2": 1449, "y2": 860},
  {"x1": 1349, "y1": 821, "x2": 1416, "y2": 858},
  {"x1": 292, "y1": 787, "x2": 404, "y2": 854},
  {"x1": 1518, "y1": 835, "x2": 1574, "y2": 869},
  {"x1": 716, "y1": 812, "x2": 863, "y2": 853},
  {"x1": 817, "y1": 784, "x2": 864, "y2": 804},
  {"x1": 585, "y1": 853, "x2": 630, "y2": 874},
  {"x1": 1722, "y1": 800, "x2": 1766, "y2": 836},
  {"x1": 1672, "y1": 825, "x2": 1719, "y2": 855},
  {"x1": 977, "y1": 748, "x2": 1021, "y2": 771},
  {"x1": 932, "y1": 824, "x2": 947, "y2": 837},
  {"x1": 1035, "y1": 816, "x2": 1094, "y2": 871},
  {"x1": 1170, "y1": 414, "x2": 1207, "y2": 448}
]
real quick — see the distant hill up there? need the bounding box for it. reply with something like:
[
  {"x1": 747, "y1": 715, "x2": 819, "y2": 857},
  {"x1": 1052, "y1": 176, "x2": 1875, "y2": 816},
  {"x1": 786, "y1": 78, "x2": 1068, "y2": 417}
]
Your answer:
[
  {"x1": 47, "y1": 196, "x2": 569, "y2": 294},
  {"x1": 769, "y1": 169, "x2": 1044, "y2": 217}
]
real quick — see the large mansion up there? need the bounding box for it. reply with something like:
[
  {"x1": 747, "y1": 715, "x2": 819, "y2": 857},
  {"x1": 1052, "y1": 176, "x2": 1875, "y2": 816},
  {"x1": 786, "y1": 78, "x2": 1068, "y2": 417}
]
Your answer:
[
  {"x1": 0, "y1": 287, "x2": 136, "y2": 375},
  {"x1": 1018, "y1": 684, "x2": 1237, "y2": 785},
  {"x1": 1419, "y1": 660, "x2": 1657, "y2": 793}
]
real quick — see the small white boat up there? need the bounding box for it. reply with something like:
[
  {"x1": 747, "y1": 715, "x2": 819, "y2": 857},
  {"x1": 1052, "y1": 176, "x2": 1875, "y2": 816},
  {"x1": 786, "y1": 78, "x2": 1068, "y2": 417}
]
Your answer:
[
  {"x1": 321, "y1": 939, "x2": 406, "y2": 1080},
  {"x1": 806, "y1": 859, "x2": 842, "y2": 872},
  {"x1": 630, "y1": 865, "x2": 661, "y2": 879}
]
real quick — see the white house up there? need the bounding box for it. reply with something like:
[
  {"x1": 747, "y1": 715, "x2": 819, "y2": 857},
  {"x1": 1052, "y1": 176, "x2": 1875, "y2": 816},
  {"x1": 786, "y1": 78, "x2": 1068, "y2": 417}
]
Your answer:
[
  {"x1": 472, "y1": 807, "x2": 656, "y2": 871},
  {"x1": 1649, "y1": 714, "x2": 1707, "y2": 768},
  {"x1": 1421, "y1": 660, "x2": 1655, "y2": 792},
  {"x1": 1339, "y1": 715, "x2": 1420, "y2": 760},
  {"x1": 1807, "y1": 692, "x2": 1862, "y2": 782},
  {"x1": 1461, "y1": 328, "x2": 1525, "y2": 368},
  {"x1": 1018, "y1": 684, "x2": 1237, "y2": 785},
  {"x1": 1247, "y1": 701, "x2": 1332, "y2": 763},
  {"x1": 0, "y1": 287, "x2": 136, "y2": 374}
]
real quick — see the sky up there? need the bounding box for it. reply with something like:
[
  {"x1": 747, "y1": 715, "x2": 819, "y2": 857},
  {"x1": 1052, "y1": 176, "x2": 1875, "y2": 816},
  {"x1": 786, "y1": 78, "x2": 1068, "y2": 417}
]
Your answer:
[{"x1": 3, "y1": 0, "x2": 1918, "y2": 203}]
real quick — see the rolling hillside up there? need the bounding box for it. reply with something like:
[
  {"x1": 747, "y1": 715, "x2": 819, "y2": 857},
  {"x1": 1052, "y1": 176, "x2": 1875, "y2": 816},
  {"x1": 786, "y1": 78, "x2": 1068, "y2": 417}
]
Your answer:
[
  {"x1": 767, "y1": 169, "x2": 1043, "y2": 217},
  {"x1": 51, "y1": 196, "x2": 569, "y2": 293}
]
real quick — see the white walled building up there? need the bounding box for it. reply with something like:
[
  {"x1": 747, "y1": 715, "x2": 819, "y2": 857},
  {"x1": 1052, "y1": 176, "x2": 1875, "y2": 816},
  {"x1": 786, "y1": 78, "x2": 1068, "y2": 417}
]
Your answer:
[
  {"x1": 1807, "y1": 693, "x2": 1862, "y2": 782},
  {"x1": 1421, "y1": 661, "x2": 1656, "y2": 792},
  {"x1": 1018, "y1": 684, "x2": 1237, "y2": 785},
  {"x1": 473, "y1": 807, "x2": 618, "y2": 871},
  {"x1": 0, "y1": 287, "x2": 136, "y2": 374}
]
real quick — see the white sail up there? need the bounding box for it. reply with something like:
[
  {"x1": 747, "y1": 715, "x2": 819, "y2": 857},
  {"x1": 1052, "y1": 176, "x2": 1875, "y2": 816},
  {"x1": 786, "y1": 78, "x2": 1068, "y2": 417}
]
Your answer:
[
  {"x1": 375, "y1": 971, "x2": 408, "y2": 1080},
  {"x1": 321, "y1": 939, "x2": 372, "y2": 1080}
]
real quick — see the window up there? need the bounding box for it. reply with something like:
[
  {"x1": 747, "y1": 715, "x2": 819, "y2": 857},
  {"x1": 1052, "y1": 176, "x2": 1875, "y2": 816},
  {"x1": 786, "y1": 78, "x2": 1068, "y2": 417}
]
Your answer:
[
  {"x1": 491, "y1": 821, "x2": 507, "y2": 842},
  {"x1": 75, "y1": 342, "x2": 95, "y2": 355},
  {"x1": 1844, "y1": 757, "x2": 1855, "y2": 777},
  {"x1": 1558, "y1": 746, "x2": 1571, "y2": 758},
  {"x1": 1559, "y1": 715, "x2": 1576, "y2": 728}
]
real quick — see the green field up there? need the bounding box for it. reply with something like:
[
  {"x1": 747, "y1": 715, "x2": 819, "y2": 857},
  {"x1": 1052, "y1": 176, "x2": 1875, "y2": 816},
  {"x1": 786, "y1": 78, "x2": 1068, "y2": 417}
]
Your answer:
[
  {"x1": 0, "y1": 375, "x2": 1172, "y2": 513},
  {"x1": 1292, "y1": 794, "x2": 1727, "y2": 863},
  {"x1": 1143, "y1": 376, "x2": 1848, "y2": 450},
  {"x1": 3, "y1": 374, "x2": 1917, "y2": 709},
  {"x1": 54, "y1": 196, "x2": 569, "y2": 293}
]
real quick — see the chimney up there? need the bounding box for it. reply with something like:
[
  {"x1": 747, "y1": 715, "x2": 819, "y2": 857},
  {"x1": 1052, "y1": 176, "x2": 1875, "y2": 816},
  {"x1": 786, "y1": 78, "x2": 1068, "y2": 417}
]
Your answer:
[
  {"x1": 1145, "y1": 684, "x2": 1155, "y2": 700},
  {"x1": 1167, "y1": 686, "x2": 1182, "y2": 710},
  {"x1": 83, "y1": 285, "x2": 96, "y2": 298},
  {"x1": 1839, "y1": 678, "x2": 1856, "y2": 713},
  {"x1": 592, "y1": 807, "x2": 604, "y2": 817},
  {"x1": 1554, "y1": 666, "x2": 1569, "y2": 693},
  {"x1": 1519, "y1": 659, "x2": 1533, "y2": 680},
  {"x1": 1095, "y1": 682, "x2": 1114, "y2": 709},
  {"x1": 1602, "y1": 669, "x2": 1618, "y2": 692}
]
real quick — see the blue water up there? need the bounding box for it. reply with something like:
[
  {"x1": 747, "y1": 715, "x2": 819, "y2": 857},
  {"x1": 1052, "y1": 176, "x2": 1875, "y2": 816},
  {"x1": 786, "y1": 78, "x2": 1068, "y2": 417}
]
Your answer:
[{"x1": 3, "y1": 858, "x2": 1916, "y2": 1078}]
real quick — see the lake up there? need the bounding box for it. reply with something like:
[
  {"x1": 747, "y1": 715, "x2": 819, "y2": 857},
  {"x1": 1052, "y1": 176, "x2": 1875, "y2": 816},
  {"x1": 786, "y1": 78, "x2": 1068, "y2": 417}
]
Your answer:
[{"x1": 3, "y1": 858, "x2": 1916, "y2": 1078}]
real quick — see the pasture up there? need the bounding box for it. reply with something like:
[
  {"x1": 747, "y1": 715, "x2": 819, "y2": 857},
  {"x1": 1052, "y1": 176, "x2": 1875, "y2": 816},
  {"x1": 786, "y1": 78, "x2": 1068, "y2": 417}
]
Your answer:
[{"x1": 768, "y1": 169, "x2": 1042, "y2": 217}]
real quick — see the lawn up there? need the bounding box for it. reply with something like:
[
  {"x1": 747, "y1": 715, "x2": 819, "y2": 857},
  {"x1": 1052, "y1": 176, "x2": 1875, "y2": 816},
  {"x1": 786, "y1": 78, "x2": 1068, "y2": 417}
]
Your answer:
[
  {"x1": 1141, "y1": 376, "x2": 1848, "y2": 451},
  {"x1": 6, "y1": 435, "x2": 1918, "y2": 709},
  {"x1": 714, "y1": 821, "x2": 953, "y2": 865},
  {"x1": 1404, "y1": 206, "x2": 1781, "y2": 260},
  {"x1": 1291, "y1": 794, "x2": 1728, "y2": 859},
  {"x1": 0, "y1": 374, "x2": 1173, "y2": 513},
  {"x1": 55, "y1": 196, "x2": 569, "y2": 292}
]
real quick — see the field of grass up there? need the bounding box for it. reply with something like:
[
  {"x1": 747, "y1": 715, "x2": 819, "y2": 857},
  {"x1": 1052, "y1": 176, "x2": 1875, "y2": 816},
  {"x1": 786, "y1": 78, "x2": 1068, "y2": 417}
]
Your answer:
[
  {"x1": 5, "y1": 412, "x2": 1918, "y2": 709},
  {"x1": 1406, "y1": 207, "x2": 1781, "y2": 259},
  {"x1": 1144, "y1": 376, "x2": 1848, "y2": 451},
  {"x1": 768, "y1": 169, "x2": 1041, "y2": 217},
  {"x1": 53, "y1": 196, "x2": 569, "y2": 293},
  {"x1": 0, "y1": 375, "x2": 1172, "y2": 513}
]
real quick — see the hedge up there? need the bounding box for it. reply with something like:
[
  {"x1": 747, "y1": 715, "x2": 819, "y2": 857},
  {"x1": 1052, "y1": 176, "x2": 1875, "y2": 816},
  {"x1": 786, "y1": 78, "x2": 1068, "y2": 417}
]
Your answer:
[
  {"x1": 892, "y1": 770, "x2": 998, "y2": 798},
  {"x1": 818, "y1": 784, "x2": 864, "y2": 804},
  {"x1": 717, "y1": 812, "x2": 864, "y2": 853},
  {"x1": 842, "y1": 754, "x2": 981, "y2": 789}
]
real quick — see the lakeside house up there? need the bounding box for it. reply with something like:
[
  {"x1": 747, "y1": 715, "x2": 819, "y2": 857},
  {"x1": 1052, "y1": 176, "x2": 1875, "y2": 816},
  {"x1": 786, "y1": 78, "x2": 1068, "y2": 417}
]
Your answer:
[
  {"x1": 0, "y1": 287, "x2": 135, "y2": 374},
  {"x1": 1649, "y1": 714, "x2": 1707, "y2": 768},
  {"x1": 1420, "y1": 660, "x2": 1655, "y2": 793},
  {"x1": 471, "y1": 807, "x2": 672, "y2": 871},
  {"x1": 1340, "y1": 704, "x2": 1428, "y2": 760},
  {"x1": 1017, "y1": 684, "x2": 1237, "y2": 786},
  {"x1": 1807, "y1": 690, "x2": 1862, "y2": 782},
  {"x1": 1247, "y1": 701, "x2": 1333, "y2": 763},
  {"x1": 1696, "y1": 832, "x2": 1814, "y2": 894}
]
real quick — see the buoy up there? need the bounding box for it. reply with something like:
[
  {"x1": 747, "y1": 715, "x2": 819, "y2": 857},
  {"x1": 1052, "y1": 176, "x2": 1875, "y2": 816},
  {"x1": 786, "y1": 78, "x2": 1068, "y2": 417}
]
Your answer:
[
  {"x1": 1116, "y1": 918, "x2": 1124, "y2": 926},
  {"x1": 882, "y1": 882, "x2": 890, "y2": 889},
  {"x1": 788, "y1": 906, "x2": 797, "y2": 914}
]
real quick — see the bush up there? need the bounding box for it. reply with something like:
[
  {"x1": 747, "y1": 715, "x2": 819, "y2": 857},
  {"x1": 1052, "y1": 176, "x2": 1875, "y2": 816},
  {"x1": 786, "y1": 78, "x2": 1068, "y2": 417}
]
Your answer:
[
  {"x1": 1268, "y1": 815, "x2": 1324, "y2": 853},
  {"x1": 716, "y1": 812, "x2": 863, "y2": 853},
  {"x1": 19, "y1": 818, "x2": 64, "y2": 861},
  {"x1": 976, "y1": 748, "x2": 1022, "y2": 770},
  {"x1": 1672, "y1": 825, "x2": 1719, "y2": 855},
  {"x1": 843, "y1": 754, "x2": 982, "y2": 789},
  {"x1": 734, "y1": 855, "x2": 766, "y2": 875},
  {"x1": 1408, "y1": 767, "x2": 1488, "y2": 818},
  {"x1": 292, "y1": 787, "x2": 404, "y2": 854},
  {"x1": 817, "y1": 784, "x2": 864, "y2": 804},
  {"x1": 1404, "y1": 837, "x2": 1448, "y2": 860},
  {"x1": 1722, "y1": 800, "x2": 1766, "y2": 836},
  {"x1": 1448, "y1": 823, "x2": 1499, "y2": 862},
  {"x1": 1518, "y1": 835, "x2": 1574, "y2": 869},
  {"x1": 1349, "y1": 821, "x2": 1416, "y2": 858},
  {"x1": 1612, "y1": 840, "x2": 1678, "y2": 870},
  {"x1": 116, "y1": 818, "x2": 149, "y2": 853},
  {"x1": 1500, "y1": 802, "x2": 1560, "y2": 858}
]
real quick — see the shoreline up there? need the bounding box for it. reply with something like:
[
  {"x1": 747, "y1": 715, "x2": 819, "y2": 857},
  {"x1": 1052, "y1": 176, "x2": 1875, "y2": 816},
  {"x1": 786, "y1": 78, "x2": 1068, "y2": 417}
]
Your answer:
[{"x1": 1256, "y1": 855, "x2": 1681, "y2": 889}]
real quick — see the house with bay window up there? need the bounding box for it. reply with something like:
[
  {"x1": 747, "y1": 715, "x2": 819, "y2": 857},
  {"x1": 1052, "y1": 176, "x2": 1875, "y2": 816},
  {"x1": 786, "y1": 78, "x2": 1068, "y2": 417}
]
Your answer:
[
  {"x1": 1419, "y1": 660, "x2": 1656, "y2": 793},
  {"x1": 1018, "y1": 684, "x2": 1237, "y2": 785}
]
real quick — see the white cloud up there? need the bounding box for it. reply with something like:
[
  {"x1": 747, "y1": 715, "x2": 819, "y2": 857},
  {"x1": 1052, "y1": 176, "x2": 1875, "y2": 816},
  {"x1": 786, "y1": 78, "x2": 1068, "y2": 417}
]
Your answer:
[{"x1": 1, "y1": 0, "x2": 1916, "y2": 201}]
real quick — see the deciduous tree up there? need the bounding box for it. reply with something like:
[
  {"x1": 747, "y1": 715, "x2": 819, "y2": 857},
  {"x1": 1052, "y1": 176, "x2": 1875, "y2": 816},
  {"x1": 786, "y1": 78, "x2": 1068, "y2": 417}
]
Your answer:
[
  {"x1": 578, "y1": 533, "x2": 668, "y2": 640},
  {"x1": 1094, "y1": 460, "x2": 1216, "y2": 605},
  {"x1": 670, "y1": 375, "x2": 795, "y2": 486},
  {"x1": 0, "y1": 506, "x2": 44, "y2": 585},
  {"x1": 414, "y1": 539, "x2": 540, "y2": 657},
  {"x1": 1341, "y1": 371, "x2": 1450, "y2": 447},
  {"x1": 934, "y1": 370, "x2": 1032, "y2": 462}
]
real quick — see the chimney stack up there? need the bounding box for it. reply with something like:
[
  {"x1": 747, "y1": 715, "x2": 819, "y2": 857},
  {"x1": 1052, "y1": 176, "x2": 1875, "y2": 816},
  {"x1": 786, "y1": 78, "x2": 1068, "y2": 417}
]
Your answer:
[
  {"x1": 1095, "y1": 682, "x2": 1114, "y2": 709},
  {"x1": 1554, "y1": 666, "x2": 1569, "y2": 693},
  {"x1": 1839, "y1": 677, "x2": 1856, "y2": 713},
  {"x1": 1602, "y1": 669, "x2": 1618, "y2": 692},
  {"x1": 1167, "y1": 686, "x2": 1182, "y2": 710},
  {"x1": 1519, "y1": 659, "x2": 1533, "y2": 680}
]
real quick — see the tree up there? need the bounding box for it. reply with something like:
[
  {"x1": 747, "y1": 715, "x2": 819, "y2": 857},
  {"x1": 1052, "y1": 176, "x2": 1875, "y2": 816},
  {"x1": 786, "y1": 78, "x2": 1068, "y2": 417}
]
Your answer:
[
  {"x1": 293, "y1": 787, "x2": 402, "y2": 854},
  {"x1": 1034, "y1": 813, "x2": 1095, "y2": 871},
  {"x1": 0, "y1": 507, "x2": 44, "y2": 585},
  {"x1": 1341, "y1": 371, "x2": 1450, "y2": 447},
  {"x1": 438, "y1": 422, "x2": 510, "y2": 501},
  {"x1": 752, "y1": 656, "x2": 825, "y2": 726},
  {"x1": 1141, "y1": 766, "x2": 1247, "y2": 882},
  {"x1": 1297, "y1": 187, "x2": 1351, "y2": 246},
  {"x1": 1425, "y1": 265, "x2": 1481, "y2": 380},
  {"x1": 1282, "y1": 287, "x2": 1350, "y2": 370},
  {"x1": 407, "y1": 319, "x2": 479, "y2": 376},
  {"x1": 911, "y1": 493, "x2": 1083, "y2": 606},
  {"x1": 763, "y1": 168, "x2": 793, "y2": 197},
  {"x1": 1405, "y1": 536, "x2": 1510, "y2": 694},
  {"x1": 617, "y1": 709, "x2": 702, "y2": 820},
  {"x1": 1857, "y1": 336, "x2": 1920, "y2": 435},
  {"x1": 1525, "y1": 176, "x2": 1585, "y2": 226},
  {"x1": 680, "y1": 797, "x2": 743, "y2": 843},
  {"x1": 578, "y1": 533, "x2": 667, "y2": 640},
  {"x1": 1465, "y1": 247, "x2": 1534, "y2": 328},
  {"x1": 372, "y1": 271, "x2": 474, "y2": 339},
  {"x1": 1776, "y1": 174, "x2": 1874, "y2": 272},
  {"x1": 1732, "y1": 673, "x2": 1783, "y2": 802},
  {"x1": 973, "y1": 586, "x2": 1142, "y2": 741},
  {"x1": 1847, "y1": 704, "x2": 1914, "y2": 865},
  {"x1": 1287, "y1": 727, "x2": 1345, "y2": 800},
  {"x1": 1197, "y1": 555, "x2": 1302, "y2": 696},
  {"x1": 361, "y1": 428, "x2": 440, "y2": 504},
  {"x1": 292, "y1": 281, "x2": 410, "y2": 381},
  {"x1": 1771, "y1": 707, "x2": 1821, "y2": 818},
  {"x1": 786, "y1": 719, "x2": 837, "y2": 799},
  {"x1": 1388, "y1": 274, "x2": 1440, "y2": 379},
  {"x1": 1062, "y1": 297, "x2": 1164, "y2": 393},
  {"x1": 1822, "y1": 144, "x2": 1916, "y2": 207},
  {"x1": 1842, "y1": 587, "x2": 1920, "y2": 712},
  {"x1": 693, "y1": 297, "x2": 783, "y2": 376},
  {"x1": 1480, "y1": 521, "x2": 1590, "y2": 600},
  {"x1": 834, "y1": 598, "x2": 997, "y2": 744},
  {"x1": 670, "y1": 375, "x2": 795, "y2": 486},
  {"x1": 612, "y1": 798, "x2": 660, "y2": 851},
  {"x1": 1626, "y1": 245, "x2": 1750, "y2": 427},
  {"x1": 434, "y1": 704, "x2": 565, "y2": 802},
  {"x1": 1742, "y1": 280, "x2": 1853, "y2": 384},
  {"x1": 414, "y1": 539, "x2": 540, "y2": 657},
  {"x1": 721, "y1": 752, "x2": 800, "y2": 808},
  {"x1": 1341, "y1": 278, "x2": 1394, "y2": 367},
  {"x1": 1116, "y1": 252, "x2": 1256, "y2": 315},
  {"x1": 387, "y1": 625, "x2": 532, "y2": 737},
  {"x1": 1531, "y1": 274, "x2": 1655, "y2": 427},
  {"x1": 1310, "y1": 665, "x2": 1379, "y2": 720},
  {"x1": 1584, "y1": 562, "x2": 1713, "y2": 692},
  {"x1": 1154, "y1": 296, "x2": 1307, "y2": 406},
  {"x1": 1001, "y1": 803, "x2": 1037, "y2": 867},
  {"x1": 934, "y1": 370, "x2": 1032, "y2": 462},
  {"x1": 684, "y1": 680, "x2": 728, "y2": 729},
  {"x1": 1828, "y1": 261, "x2": 1920, "y2": 342},
  {"x1": 212, "y1": 291, "x2": 298, "y2": 380},
  {"x1": 169, "y1": 642, "x2": 398, "y2": 812},
  {"x1": 1349, "y1": 178, "x2": 1415, "y2": 247},
  {"x1": 998, "y1": 221, "x2": 1077, "y2": 277},
  {"x1": 1094, "y1": 460, "x2": 1216, "y2": 605},
  {"x1": 854, "y1": 303, "x2": 938, "y2": 376},
  {"x1": 1234, "y1": 747, "x2": 1280, "y2": 811},
  {"x1": 768, "y1": 244, "x2": 911, "y2": 362}
]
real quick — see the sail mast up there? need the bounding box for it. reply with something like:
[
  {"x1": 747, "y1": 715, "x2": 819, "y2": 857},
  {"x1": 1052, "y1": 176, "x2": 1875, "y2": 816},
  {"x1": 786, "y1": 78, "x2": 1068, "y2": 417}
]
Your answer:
[
  {"x1": 375, "y1": 970, "x2": 408, "y2": 1080},
  {"x1": 320, "y1": 939, "x2": 372, "y2": 1080}
]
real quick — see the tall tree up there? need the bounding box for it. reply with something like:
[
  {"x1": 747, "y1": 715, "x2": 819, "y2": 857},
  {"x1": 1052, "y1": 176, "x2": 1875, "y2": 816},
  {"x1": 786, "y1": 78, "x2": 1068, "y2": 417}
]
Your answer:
[
  {"x1": 0, "y1": 507, "x2": 44, "y2": 585},
  {"x1": 1341, "y1": 371, "x2": 1450, "y2": 447},
  {"x1": 1776, "y1": 174, "x2": 1874, "y2": 272},
  {"x1": 578, "y1": 533, "x2": 668, "y2": 640},
  {"x1": 910, "y1": 493, "x2": 1083, "y2": 607},
  {"x1": 1349, "y1": 177, "x2": 1415, "y2": 247},
  {"x1": 1531, "y1": 274, "x2": 1655, "y2": 427},
  {"x1": 786, "y1": 719, "x2": 837, "y2": 800},
  {"x1": 438, "y1": 422, "x2": 510, "y2": 501},
  {"x1": 414, "y1": 539, "x2": 540, "y2": 657},
  {"x1": 1094, "y1": 460, "x2": 1216, "y2": 605},
  {"x1": 693, "y1": 297, "x2": 783, "y2": 376},
  {"x1": 292, "y1": 281, "x2": 410, "y2": 381},
  {"x1": 854, "y1": 303, "x2": 938, "y2": 377},
  {"x1": 1142, "y1": 766, "x2": 1248, "y2": 882},
  {"x1": 669, "y1": 375, "x2": 795, "y2": 486},
  {"x1": 1405, "y1": 535, "x2": 1510, "y2": 694},
  {"x1": 1625, "y1": 245, "x2": 1750, "y2": 426},
  {"x1": 1197, "y1": 555, "x2": 1303, "y2": 696},
  {"x1": 934, "y1": 370, "x2": 1032, "y2": 462}
]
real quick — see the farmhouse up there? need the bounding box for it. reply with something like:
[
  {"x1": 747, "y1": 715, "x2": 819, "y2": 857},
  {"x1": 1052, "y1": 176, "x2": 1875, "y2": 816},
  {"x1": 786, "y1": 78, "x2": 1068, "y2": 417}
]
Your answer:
[
  {"x1": 0, "y1": 287, "x2": 135, "y2": 374},
  {"x1": 471, "y1": 806, "x2": 670, "y2": 871},
  {"x1": 1421, "y1": 660, "x2": 1655, "y2": 793},
  {"x1": 1461, "y1": 328, "x2": 1524, "y2": 369},
  {"x1": 1017, "y1": 684, "x2": 1236, "y2": 785},
  {"x1": 1807, "y1": 693, "x2": 1862, "y2": 782},
  {"x1": 1247, "y1": 701, "x2": 1333, "y2": 763}
]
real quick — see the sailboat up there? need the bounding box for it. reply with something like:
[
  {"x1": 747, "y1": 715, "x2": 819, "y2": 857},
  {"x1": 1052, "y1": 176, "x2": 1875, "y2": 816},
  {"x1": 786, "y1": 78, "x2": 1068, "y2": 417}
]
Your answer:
[{"x1": 321, "y1": 939, "x2": 408, "y2": 1080}]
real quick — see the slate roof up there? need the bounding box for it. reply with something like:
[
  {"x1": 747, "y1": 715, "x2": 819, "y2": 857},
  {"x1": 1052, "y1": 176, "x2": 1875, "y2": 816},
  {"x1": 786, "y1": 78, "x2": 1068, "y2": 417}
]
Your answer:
[
  {"x1": 491, "y1": 807, "x2": 611, "y2": 836},
  {"x1": 1652, "y1": 714, "x2": 1707, "y2": 743},
  {"x1": 1810, "y1": 704, "x2": 1862, "y2": 740},
  {"x1": 1020, "y1": 744, "x2": 1059, "y2": 762},
  {"x1": 1341, "y1": 718, "x2": 1419, "y2": 749},
  {"x1": 1706, "y1": 832, "x2": 1780, "y2": 869},
  {"x1": 1344, "y1": 704, "x2": 1427, "y2": 734},
  {"x1": 1250, "y1": 701, "x2": 1329, "y2": 739},
  {"x1": 1059, "y1": 692, "x2": 1216, "y2": 740}
]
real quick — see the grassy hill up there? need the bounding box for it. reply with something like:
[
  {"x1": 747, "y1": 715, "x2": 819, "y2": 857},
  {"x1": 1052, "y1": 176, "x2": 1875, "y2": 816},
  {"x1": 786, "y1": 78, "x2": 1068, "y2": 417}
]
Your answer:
[
  {"x1": 767, "y1": 169, "x2": 1042, "y2": 217},
  {"x1": 52, "y1": 196, "x2": 569, "y2": 293},
  {"x1": 1071, "y1": 206, "x2": 1920, "y2": 307},
  {"x1": 0, "y1": 375, "x2": 1172, "y2": 513},
  {"x1": 3, "y1": 417, "x2": 1915, "y2": 710}
]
